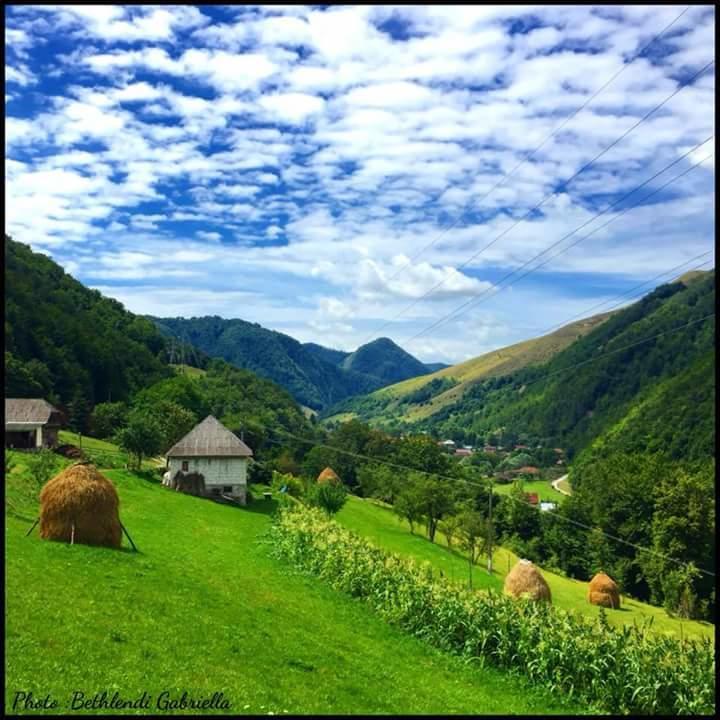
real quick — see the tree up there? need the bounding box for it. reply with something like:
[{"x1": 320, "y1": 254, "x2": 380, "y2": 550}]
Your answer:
[
  {"x1": 26, "y1": 449, "x2": 57, "y2": 489},
  {"x1": 439, "y1": 513, "x2": 462, "y2": 549},
  {"x1": 394, "y1": 484, "x2": 424, "y2": 534},
  {"x1": 357, "y1": 463, "x2": 404, "y2": 504},
  {"x1": 68, "y1": 393, "x2": 91, "y2": 435},
  {"x1": 90, "y1": 401, "x2": 129, "y2": 439},
  {"x1": 414, "y1": 473, "x2": 454, "y2": 543},
  {"x1": 457, "y1": 508, "x2": 487, "y2": 590},
  {"x1": 308, "y1": 481, "x2": 347, "y2": 516},
  {"x1": 115, "y1": 410, "x2": 163, "y2": 470}
]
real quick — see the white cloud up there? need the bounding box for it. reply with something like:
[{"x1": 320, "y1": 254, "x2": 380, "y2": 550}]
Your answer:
[{"x1": 5, "y1": 4, "x2": 715, "y2": 362}]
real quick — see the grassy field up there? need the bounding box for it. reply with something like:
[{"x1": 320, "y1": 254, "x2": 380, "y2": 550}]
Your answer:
[
  {"x1": 5, "y1": 450, "x2": 583, "y2": 715},
  {"x1": 336, "y1": 495, "x2": 714, "y2": 642},
  {"x1": 58, "y1": 431, "x2": 163, "y2": 470},
  {"x1": 491, "y1": 478, "x2": 565, "y2": 503},
  {"x1": 170, "y1": 363, "x2": 206, "y2": 378}
]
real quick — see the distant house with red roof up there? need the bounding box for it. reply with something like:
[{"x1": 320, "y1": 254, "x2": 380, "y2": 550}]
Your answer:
[
  {"x1": 525, "y1": 492, "x2": 539, "y2": 506},
  {"x1": 454, "y1": 448, "x2": 472, "y2": 457}
]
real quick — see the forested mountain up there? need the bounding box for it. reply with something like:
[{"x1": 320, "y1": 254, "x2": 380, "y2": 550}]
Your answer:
[
  {"x1": 302, "y1": 342, "x2": 350, "y2": 367},
  {"x1": 4, "y1": 236, "x2": 315, "y2": 457},
  {"x1": 340, "y1": 337, "x2": 431, "y2": 385},
  {"x1": 325, "y1": 311, "x2": 612, "y2": 428},
  {"x1": 419, "y1": 273, "x2": 715, "y2": 464},
  {"x1": 303, "y1": 340, "x2": 449, "y2": 375},
  {"x1": 5, "y1": 236, "x2": 172, "y2": 407},
  {"x1": 153, "y1": 317, "x2": 436, "y2": 410}
]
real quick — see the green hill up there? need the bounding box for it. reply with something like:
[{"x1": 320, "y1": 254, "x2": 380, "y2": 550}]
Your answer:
[
  {"x1": 5, "y1": 236, "x2": 173, "y2": 406},
  {"x1": 5, "y1": 453, "x2": 580, "y2": 715},
  {"x1": 340, "y1": 337, "x2": 431, "y2": 385},
  {"x1": 324, "y1": 311, "x2": 612, "y2": 427},
  {"x1": 154, "y1": 318, "x2": 436, "y2": 411},
  {"x1": 420, "y1": 274, "x2": 715, "y2": 460}
]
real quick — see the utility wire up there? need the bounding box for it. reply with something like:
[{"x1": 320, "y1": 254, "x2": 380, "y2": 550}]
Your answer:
[
  {"x1": 536, "y1": 252, "x2": 713, "y2": 336},
  {"x1": 364, "y1": 58, "x2": 714, "y2": 344},
  {"x1": 244, "y1": 312, "x2": 717, "y2": 577},
  {"x1": 357, "y1": 7, "x2": 693, "y2": 342},
  {"x1": 404, "y1": 140, "x2": 713, "y2": 344}
]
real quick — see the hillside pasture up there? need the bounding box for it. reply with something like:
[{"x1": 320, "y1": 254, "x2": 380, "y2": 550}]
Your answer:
[{"x1": 5, "y1": 452, "x2": 582, "y2": 716}]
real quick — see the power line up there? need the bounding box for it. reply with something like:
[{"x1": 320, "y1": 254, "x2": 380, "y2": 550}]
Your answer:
[
  {"x1": 404, "y1": 140, "x2": 713, "y2": 344},
  {"x1": 365, "y1": 58, "x2": 714, "y2": 344},
  {"x1": 252, "y1": 312, "x2": 716, "y2": 577},
  {"x1": 536, "y1": 252, "x2": 713, "y2": 336},
  {"x1": 363, "y1": 6, "x2": 693, "y2": 305}
]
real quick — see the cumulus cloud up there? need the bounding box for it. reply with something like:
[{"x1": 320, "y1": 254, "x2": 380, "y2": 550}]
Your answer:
[{"x1": 4, "y1": 4, "x2": 715, "y2": 362}]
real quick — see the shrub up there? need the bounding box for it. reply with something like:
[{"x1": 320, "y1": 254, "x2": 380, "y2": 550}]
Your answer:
[
  {"x1": 271, "y1": 470, "x2": 305, "y2": 499},
  {"x1": 307, "y1": 481, "x2": 347, "y2": 516},
  {"x1": 26, "y1": 449, "x2": 58, "y2": 489},
  {"x1": 269, "y1": 505, "x2": 715, "y2": 715}
]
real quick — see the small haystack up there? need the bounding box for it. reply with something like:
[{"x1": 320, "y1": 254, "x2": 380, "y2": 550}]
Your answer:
[
  {"x1": 587, "y1": 572, "x2": 621, "y2": 609},
  {"x1": 39, "y1": 463, "x2": 122, "y2": 548},
  {"x1": 504, "y1": 559, "x2": 552, "y2": 602},
  {"x1": 317, "y1": 466, "x2": 341, "y2": 485}
]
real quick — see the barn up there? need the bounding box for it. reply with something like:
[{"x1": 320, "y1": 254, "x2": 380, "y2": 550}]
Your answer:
[
  {"x1": 164, "y1": 416, "x2": 253, "y2": 504},
  {"x1": 5, "y1": 398, "x2": 62, "y2": 450}
]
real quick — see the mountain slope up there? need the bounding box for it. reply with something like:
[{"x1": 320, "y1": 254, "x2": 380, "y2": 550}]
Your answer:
[
  {"x1": 340, "y1": 337, "x2": 431, "y2": 385},
  {"x1": 154, "y1": 316, "x2": 381, "y2": 411},
  {"x1": 407, "y1": 274, "x2": 715, "y2": 461},
  {"x1": 154, "y1": 318, "x2": 435, "y2": 410},
  {"x1": 325, "y1": 311, "x2": 613, "y2": 427},
  {"x1": 5, "y1": 236, "x2": 172, "y2": 405}
]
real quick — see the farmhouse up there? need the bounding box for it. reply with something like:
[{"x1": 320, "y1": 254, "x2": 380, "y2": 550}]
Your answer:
[
  {"x1": 513, "y1": 465, "x2": 540, "y2": 476},
  {"x1": 165, "y1": 416, "x2": 253, "y2": 504},
  {"x1": 525, "y1": 492, "x2": 540, "y2": 506},
  {"x1": 454, "y1": 448, "x2": 472, "y2": 457},
  {"x1": 5, "y1": 398, "x2": 62, "y2": 449}
]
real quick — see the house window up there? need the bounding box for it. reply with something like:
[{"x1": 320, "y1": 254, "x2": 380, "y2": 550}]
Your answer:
[
  {"x1": 181, "y1": 461, "x2": 189, "y2": 472},
  {"x1": 223, "y1": 486, "x2": 233, "y2": 493}
]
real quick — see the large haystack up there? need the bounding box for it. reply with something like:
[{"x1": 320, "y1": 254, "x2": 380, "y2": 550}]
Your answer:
[
  {"x1": 504, "y1": 559, "x2": 552, "y2": 602},
  {"x1": 317, "y1": 466, "x2": 341, "y2": 485},
  {"x1": 587, "y1": 572, "x2": 621, "y2": 609},
  {"x1": 39, "y1": 463, "x2": 122, "y2": 548}
]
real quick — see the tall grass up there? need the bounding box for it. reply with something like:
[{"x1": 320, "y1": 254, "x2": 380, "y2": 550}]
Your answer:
[{"x1": 269, "y1": 505, "x2": 715, "y2": 715}]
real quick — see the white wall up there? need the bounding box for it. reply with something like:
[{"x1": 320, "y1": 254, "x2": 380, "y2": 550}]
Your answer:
[{"x1": 167, "y1": 456, "x2": 248, "y2": 502}]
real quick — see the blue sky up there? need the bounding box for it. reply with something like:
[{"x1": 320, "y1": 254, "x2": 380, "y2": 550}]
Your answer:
[{"x1": 5, "y1": 4, "x2": 715, "y2": 363}]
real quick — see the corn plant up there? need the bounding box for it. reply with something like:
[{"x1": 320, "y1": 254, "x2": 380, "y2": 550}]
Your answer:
[{"x1": 268, "y1": 504, "x2": 715, "y2": 716}]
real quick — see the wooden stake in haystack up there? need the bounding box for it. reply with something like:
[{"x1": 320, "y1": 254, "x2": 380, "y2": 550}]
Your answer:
[{"x1": 30, "y1": 462, "x2": 137, "y2": 550}]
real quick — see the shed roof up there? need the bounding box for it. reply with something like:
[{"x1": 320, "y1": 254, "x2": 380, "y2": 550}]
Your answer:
[
  {"x1": 5, "y1": 398, "x2": 61, "y2": 425},
  {"x1": 166, "y1": 415, "x2": 253, "y2": 457}
]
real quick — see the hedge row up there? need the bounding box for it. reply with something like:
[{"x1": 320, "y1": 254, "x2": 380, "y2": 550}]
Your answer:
[{"x1": 268, "y1": 505, "x2": 715, "y2": 715}]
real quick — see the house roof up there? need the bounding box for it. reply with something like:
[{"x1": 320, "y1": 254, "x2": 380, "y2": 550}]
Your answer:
[
  {"x1": 166, "y1": 416, "x2": 253, "y2": 457},
  {"x1": 525, "y1": 493, "x2": 540, "y2": 505},
  {"x1": 5, "y1": 398, "x2": 61, "y2": 425}
]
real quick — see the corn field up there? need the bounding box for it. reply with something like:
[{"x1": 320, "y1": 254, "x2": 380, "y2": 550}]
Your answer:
[{"x1": 268, "y1": 505, "x2": 715, "y2": 715}]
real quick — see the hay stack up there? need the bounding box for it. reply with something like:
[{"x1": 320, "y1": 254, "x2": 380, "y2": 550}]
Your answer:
[
  {"x1": 317, "y1": 466, "x2": 341, "y2": 485},
  {"x1": 39, "y1": 463, "x2": 122, "y2": 548},
  {"x1": 587, "y1": 572, "x2": 621, "y2": 609},
  {"x1": 503, "y1": 559, "x2": 552, "y2": 602}
]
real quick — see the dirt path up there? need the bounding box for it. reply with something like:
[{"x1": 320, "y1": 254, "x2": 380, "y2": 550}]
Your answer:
[{"x1": 552, "y1": 474, "x2": 572, "y2": 496}]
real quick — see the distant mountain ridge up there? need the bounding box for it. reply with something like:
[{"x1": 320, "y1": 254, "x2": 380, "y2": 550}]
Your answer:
[{"x1": 152, "y1": 317, "x2": 437, "y2": 410}]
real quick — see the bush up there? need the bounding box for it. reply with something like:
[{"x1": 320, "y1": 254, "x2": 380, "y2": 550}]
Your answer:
[
  {"x1": 271, "y1": 470, "x2": 305, "y2": 499},
  {"x1": 25, "y1": 449, "x2": 58, "y2": 489},
  {"x1": 269, "y1": 505, "x2": 715, "y2": 715},
  {"x1": 307, "y1": 481, "x2": 347, "y2": 516}
]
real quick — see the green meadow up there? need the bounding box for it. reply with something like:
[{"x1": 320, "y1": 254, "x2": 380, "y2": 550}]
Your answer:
[
  {"x1": 5, "y1": 450, "x2": 582, "y2": 716},
  {"x1": 336, "y1": 495, "x2": 714, "y2": 642}
]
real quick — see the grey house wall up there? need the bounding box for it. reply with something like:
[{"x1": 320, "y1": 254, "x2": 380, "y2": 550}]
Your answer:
[{"x1": 167, "y1": 456, "x2": 248, "y2": 504}]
